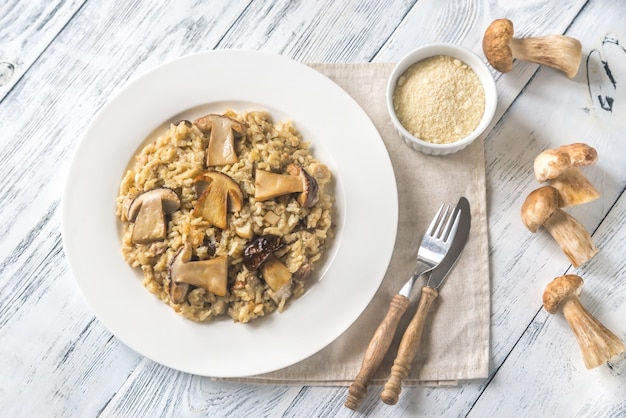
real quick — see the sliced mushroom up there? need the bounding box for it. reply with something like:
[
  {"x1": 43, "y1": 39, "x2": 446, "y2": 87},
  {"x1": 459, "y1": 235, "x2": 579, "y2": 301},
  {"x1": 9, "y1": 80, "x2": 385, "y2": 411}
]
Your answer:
[
  {"x1": 169, "y1": 281, "x2": 190, "y2": 305},
  {"x1": 521, "y1": 186, "x2": 598, "y2": 267},
  {"x1": 534, "y1": 143, "x2": 599, "y2": 207},
  {"x1": 308, "y1": 162, "x2": 332, "y2": 185},
  {"x1": 243, "y1": 235, "x2": 285, "y2": 270},
  {"x1": 482, "y1": 18, "x2": 582, "y2": 78},
  {"x1": 543, "y1": 275, "x2": 625, "y2": 369},
  {"x1": 193, "y1": 171, "x2": 244, "y2": 229},
  {"x1": 254, "y1": 164, "x2": 319, "y2": 207},
  {"x1": 168, "y1": 243, "x2": 228, "y2": 297},
  {"x1": 127, "y1": 188, "x2": 181, "y2": 244},
  {"x1": 243, "y1": 235, "x2": 293, "y2": 304},
  {"x1": 194, "y1": 114, "x2": 245, "y2": 167}
]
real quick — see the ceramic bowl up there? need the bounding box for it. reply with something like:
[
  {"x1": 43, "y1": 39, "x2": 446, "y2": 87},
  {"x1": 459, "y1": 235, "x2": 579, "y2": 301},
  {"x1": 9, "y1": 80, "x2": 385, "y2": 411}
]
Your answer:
[{"x1": 387, "y1": 43, "x2": 497, "y2": 155}]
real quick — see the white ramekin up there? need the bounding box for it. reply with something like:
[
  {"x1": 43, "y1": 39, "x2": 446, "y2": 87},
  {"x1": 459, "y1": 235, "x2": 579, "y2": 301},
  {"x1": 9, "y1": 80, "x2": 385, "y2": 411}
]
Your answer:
[{"x1": 387, "y1": 43, "x2": 497, "y2": 155}]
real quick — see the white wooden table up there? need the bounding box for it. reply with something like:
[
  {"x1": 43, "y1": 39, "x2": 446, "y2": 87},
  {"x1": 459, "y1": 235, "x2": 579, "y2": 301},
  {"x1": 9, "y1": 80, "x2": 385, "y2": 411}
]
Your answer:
[{"x1": 2, "y1": 1, "x2": 625, "y2": 416}]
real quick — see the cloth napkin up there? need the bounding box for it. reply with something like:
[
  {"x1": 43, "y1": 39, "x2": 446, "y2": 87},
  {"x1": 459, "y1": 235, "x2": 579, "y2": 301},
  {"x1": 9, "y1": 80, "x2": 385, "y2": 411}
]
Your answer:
[{"x1": 220, "y1": 63, "x2": 490, "y2": 386}]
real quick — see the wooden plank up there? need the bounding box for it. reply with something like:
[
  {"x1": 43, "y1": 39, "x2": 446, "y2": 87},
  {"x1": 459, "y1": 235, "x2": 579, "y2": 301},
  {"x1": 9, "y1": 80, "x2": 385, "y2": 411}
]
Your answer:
[
  {"x1": 102, "y1": 364, "x2": 303, "y2": 417},
  {"x1": 0, "y1": 0, "x2": 86, "y2": 101},
  {"x1": 214, "y1": 0, "x2": 417, "y2": 62},
  {"x1": 470, "y1": 191, "x2": 626, "y2": 416},
  {"x1": 1, "y1": 0, "x2": 624, "y2": 416}
]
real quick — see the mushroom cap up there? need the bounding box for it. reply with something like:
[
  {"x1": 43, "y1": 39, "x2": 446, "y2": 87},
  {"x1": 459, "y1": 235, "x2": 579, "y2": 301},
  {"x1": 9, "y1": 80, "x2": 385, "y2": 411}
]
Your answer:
[
  {"x1": 543, "y1": 274, "x2": 583, "y2": 314},
  {"x1": 560, "y1": 143, "x2": 598, "y2": 167},
  {"x1": 287, "y1": 164, "x2": 320, "y2": 208},
  {"x1": 534, "y1": 143, "x2": 598, "y2": 182},
  {"x1": 534, "y1": 149, "x2": 571, "y2": 183},
  {"x1": 483, "y1": 18, "x2": 515, "y2": 72},
  {"x1": 521, "y1": 186, "x2": 560, "y2": 232},
  {"x1": 243, "y1": 235, "x2": 285, "y2": 270}
]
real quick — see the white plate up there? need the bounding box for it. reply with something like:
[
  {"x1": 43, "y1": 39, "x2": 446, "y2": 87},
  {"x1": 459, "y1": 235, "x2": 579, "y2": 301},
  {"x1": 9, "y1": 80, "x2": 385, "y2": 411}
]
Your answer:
[{"x1": 61, "y1": 50, "x2": 398, "y2": 377}]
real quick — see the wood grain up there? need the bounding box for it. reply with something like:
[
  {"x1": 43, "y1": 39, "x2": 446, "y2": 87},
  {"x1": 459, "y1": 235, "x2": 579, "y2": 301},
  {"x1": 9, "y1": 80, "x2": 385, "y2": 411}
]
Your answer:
[
  {"x1": 0, "y1": 0, "x2": 86, "y2": 101},
  {"x1": 345, "y1": 294, "x2": 410, "y2": 410},
  {"x1": 1, "y1": 0, "x2": 625, "y2": 416},
  {"x1": 381, "y1": 287, "x2": 438, "y2": 405}
]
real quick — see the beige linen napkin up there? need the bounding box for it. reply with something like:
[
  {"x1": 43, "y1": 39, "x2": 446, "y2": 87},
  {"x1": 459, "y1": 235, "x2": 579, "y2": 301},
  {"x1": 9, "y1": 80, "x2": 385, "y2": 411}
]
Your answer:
[{"x1": 220, "y1": 63, "x2": 490, "y2": 386}]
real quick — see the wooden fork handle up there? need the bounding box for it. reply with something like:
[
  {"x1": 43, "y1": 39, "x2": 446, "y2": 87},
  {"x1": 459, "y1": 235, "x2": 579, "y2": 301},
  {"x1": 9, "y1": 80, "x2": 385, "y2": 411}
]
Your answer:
[
  {"x1": 380, "y1": 286, "x2": 438, "y2": 405},
  {"x1": 345, "y1": 294, "x2": 410, "y2": 410}
]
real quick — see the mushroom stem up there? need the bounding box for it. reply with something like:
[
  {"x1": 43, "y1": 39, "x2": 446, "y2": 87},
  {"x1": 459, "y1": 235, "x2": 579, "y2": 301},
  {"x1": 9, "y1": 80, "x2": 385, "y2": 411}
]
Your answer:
[
  {"x1": 510, "y1": 35, "x2": 582, "y2": 79},
  {"x1": 549, "y1": 167, "x2": 600, "y2": 208},
  {"x1": 560, "y1": 293, "x2": 625, "y2": 369},
  {"x1": 543, "y1": 208, "x2": 598, "y2": 268}
]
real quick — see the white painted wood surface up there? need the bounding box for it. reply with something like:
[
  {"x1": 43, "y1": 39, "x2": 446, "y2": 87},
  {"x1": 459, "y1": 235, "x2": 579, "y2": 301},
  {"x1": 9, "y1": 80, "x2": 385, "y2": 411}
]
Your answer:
[{"x1": 1, "y1": 0, "x2": 625, "y2": 416}]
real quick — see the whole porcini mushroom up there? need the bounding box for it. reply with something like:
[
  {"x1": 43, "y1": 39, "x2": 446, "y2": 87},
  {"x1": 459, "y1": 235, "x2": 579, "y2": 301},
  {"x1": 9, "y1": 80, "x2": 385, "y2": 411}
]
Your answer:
[
  {"x1": 482, "y1": 18, "x2": 582, "y2": 79},
  {"x1": 521, "y1": 186, "x2": 597, "y2": 267},
  {"x1": 194, "y1": 114, "x2": 245, "y2": 167},
  {"x1": 543, "y1": 275, "x2": 625, "y2": 369},
  {"x1": 254, "y1": 164, "x2": 319, "y2": 207},
  {"x1": 127, "y1": 187, "x2": 181, "y2": 244},
  {"x1": 243, "y1": 235, "x2": 293, "y2": 305},
  {"x1": 168, "y1": 243, "x2": 228, "y2": 297},
  {"x1": 534, "y1": 143, "x2": 599, "y2": 207}
]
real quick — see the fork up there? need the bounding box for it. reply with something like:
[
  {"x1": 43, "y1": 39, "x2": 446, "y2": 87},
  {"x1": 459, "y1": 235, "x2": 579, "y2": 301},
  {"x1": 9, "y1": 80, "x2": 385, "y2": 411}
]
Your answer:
[{"x1": 345, "y1": 203, "x2": 459, "y2": 411}]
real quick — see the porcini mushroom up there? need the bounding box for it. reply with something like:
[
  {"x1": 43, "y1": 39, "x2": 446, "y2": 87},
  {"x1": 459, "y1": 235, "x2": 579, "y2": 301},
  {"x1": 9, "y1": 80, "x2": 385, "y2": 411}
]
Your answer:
[
  {"x1": 534, "y1": 143, "x2": 599, "y2": 207},
  {"x1": 194, "y1": 114, "x2": 245, "y2": 167},
  {"x1": 254, "y1": 164, "x2": 319, "y2": 207},
  {"x1": 482, "y1": 18, "x2": 582, "y2": 78},
  {"x1": 543, "y1": 275, "x2": 625, "y2": 369},
  {"x1": 243, "y1": 235, "x2": 293, "y2": 305},
  {"x1": 193, "y1": 171, "x2": 244, "y2": 229},
  {"x1": 168, "y1": 243, "x2": 228, "y2": 297},
  {"x1": 521, "y1": 186, "x2": 597, "y2": 267},
  {"x1": 127, "y1": 188, "x2": 181, "y2": 244}
]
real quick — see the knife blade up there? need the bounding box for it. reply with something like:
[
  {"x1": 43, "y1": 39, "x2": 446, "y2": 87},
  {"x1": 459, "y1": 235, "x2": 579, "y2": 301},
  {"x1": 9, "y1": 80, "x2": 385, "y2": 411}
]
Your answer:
[
  {"x1": 380, "y1": 196, "x2": 471, "y2": 405},
  {"x1": 426, "y1": 196, "x2": 471, "y2": 289}
]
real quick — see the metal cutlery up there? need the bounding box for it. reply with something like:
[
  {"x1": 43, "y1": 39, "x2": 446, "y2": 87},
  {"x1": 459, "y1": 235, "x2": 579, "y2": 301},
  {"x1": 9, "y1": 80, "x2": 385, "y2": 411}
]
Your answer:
[
  {"x1": 380, "y1": 196, "x2": 471, "y2": 405},
  {"x1": 345, "y1": 200, "x2": 462, "y2": 411}
]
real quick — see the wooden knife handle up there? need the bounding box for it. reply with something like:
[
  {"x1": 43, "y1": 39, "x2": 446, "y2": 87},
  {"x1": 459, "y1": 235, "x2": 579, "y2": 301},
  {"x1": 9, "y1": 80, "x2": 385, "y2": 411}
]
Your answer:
[
  {"x1": 380, "y1": 286, "x2": 438, "y2": 405},
  {"x1": 345, "y1": 294, "x2": 410, "y2": 410}
]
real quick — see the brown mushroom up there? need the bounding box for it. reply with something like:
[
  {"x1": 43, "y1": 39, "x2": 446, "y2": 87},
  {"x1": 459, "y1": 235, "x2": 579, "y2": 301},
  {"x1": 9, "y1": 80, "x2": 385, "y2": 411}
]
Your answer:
[
  {"x1": 543, "y1": 275, "x2": 625, "y2": 369},
  {"x1": 243, "y1": 235, "x2": 293, "y2": 305},
  {"x1": 482, "y1": 18, "x2": 582, "y2": 78},
  {"x1": 194, "y1": 114, "x2": 245, "y2": 167},
  {"x1": 193, "y1": 171, "x2": 244, "y2": 229},
  {"x1": 254, "y1": 164, "x2": 319, "y2": 207},
  {"x1": 521, "y1": 186, "x2": 597, "y2": 267},
  {"x1": 534, "y1": 143, "x2": 599, "y2": 207},
  {"x1": 127, "y1": 188, "x2": 181, "y2": 244},
  {"x1": 308, "y1": 162, "x2": 332, "y2": 185},
  {"x1": 168, "y1": 243, "x2": 228, "y2": 297}
]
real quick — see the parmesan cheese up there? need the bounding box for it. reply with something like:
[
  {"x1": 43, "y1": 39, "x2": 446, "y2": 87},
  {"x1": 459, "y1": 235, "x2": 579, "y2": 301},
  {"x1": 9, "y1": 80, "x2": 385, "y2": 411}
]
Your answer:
[{"x1": 392, "y1": 55, "x2": 485, "y2": 144}]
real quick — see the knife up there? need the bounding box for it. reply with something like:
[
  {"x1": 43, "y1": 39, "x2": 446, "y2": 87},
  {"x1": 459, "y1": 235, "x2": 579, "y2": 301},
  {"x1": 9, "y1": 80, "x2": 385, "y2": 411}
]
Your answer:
[
  {"x1": 380, "y1": 196, "x2": 471, "y2": 405},
  {"x1": 345, "y1": 202, "x2": 459, "y2": 411}
]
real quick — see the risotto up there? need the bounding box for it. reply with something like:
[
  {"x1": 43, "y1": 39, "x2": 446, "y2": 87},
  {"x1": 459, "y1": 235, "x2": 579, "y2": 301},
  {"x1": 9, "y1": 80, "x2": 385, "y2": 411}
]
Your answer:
[{"x1": 116, "y1": 110, "x2": 334, "y2": 323}]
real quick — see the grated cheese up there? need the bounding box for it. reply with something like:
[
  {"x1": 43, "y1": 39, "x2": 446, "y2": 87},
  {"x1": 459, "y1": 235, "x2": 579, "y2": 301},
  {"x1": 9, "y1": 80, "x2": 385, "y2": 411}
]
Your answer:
[{"x1": 393, "y1": 55, "x2": 485, "y2": 144}]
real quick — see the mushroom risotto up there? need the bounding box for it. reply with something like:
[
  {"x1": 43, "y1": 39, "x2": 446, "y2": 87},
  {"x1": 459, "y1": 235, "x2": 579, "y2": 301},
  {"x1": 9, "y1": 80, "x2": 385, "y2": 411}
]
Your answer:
[{"x1": 116, "y1": 110, "x2": 334, "y2": 323}]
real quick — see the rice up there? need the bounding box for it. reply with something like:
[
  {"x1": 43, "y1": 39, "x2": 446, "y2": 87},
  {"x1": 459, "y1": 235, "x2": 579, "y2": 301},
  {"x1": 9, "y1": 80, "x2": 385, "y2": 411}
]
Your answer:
[{"x1": 116, "y1": 110, "x2": 333, "y2": 323}]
